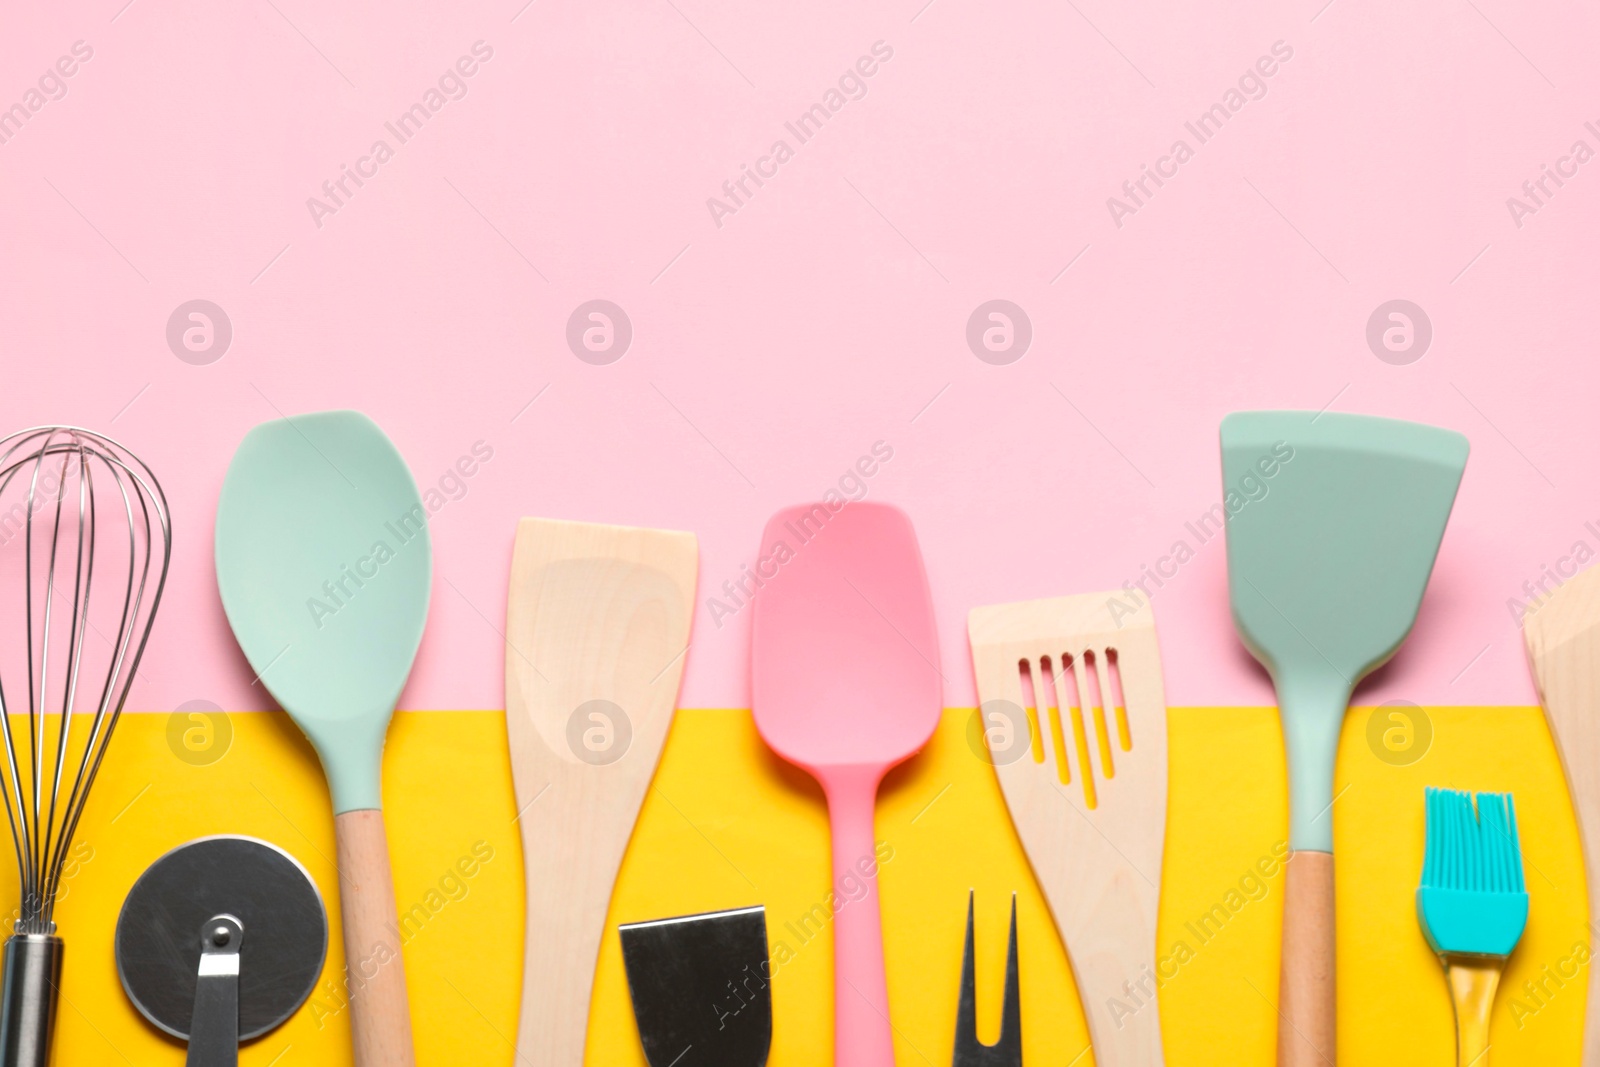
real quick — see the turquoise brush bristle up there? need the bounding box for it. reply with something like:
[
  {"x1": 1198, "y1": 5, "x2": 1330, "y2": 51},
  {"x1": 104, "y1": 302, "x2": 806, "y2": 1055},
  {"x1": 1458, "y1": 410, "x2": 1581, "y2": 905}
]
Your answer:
[{"x1": 1417, "y1": 788, "x2": 1529, "y2": 958}]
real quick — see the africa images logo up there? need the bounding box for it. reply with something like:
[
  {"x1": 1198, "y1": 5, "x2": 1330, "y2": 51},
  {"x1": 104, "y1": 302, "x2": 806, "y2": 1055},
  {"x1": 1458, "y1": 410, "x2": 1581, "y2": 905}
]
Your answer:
[
  {"x1": 0, "y1": 40, "x2": 93, "y2": 148},
  {"x1": 305, "y1": 42, "x2": 495, "y2": 229},
  {"x1": 305, "y1": 441, "x2": 494, "y2": 629},
  {"x1": 706, "y1": 41, "x2": 894, "y2": 228},
  {"x1": 1106, "y1": 41, "x2": 1294, "y2": 228}
]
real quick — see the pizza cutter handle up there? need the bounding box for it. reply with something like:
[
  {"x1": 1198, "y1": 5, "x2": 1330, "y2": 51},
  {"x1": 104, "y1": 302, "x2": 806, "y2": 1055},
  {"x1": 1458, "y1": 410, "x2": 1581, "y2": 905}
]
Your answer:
[{"x1": 187, "y1": 915, "x2": 242, "y2": 1067}]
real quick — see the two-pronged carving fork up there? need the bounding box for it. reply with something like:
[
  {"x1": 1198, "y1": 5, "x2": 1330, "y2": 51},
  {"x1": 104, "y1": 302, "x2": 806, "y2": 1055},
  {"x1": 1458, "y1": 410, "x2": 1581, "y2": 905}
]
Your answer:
[
  {"x1": 968, "y1": 592, "x2": 1169, "y2": 1067},
  {"x1": 951, "y1": 892, "x2": 1021, "y2": 1067}
]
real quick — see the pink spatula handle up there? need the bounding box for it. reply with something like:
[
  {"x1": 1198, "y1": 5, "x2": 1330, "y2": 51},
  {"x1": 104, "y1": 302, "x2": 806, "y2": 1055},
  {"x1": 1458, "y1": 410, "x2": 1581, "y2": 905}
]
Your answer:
[{"x1": 823, "y1": 767, "x2": 896, "y2": 1067}]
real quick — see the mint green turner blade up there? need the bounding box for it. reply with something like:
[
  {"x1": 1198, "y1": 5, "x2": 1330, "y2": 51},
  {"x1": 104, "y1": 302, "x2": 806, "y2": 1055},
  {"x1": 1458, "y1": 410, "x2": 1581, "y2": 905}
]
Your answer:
[
  {"x1": 1221, "y1": 410, "x2": 1466, "y2": 1067},
  {"x1": 215, "y1": 410, "x2": 428, "y2": 1067}
]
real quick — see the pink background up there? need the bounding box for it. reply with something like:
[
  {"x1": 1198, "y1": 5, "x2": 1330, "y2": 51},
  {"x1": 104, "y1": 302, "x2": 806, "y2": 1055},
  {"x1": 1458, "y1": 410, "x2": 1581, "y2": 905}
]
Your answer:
[{"x1": 4, "y1": 0, "x2": 1596, "y2": 714}]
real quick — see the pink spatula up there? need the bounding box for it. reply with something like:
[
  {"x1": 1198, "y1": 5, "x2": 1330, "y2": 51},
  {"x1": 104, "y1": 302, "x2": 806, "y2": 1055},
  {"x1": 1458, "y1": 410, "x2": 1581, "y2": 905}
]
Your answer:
[{"x1": 751, "y1": 502, "x2": 942, "y2": 1067}]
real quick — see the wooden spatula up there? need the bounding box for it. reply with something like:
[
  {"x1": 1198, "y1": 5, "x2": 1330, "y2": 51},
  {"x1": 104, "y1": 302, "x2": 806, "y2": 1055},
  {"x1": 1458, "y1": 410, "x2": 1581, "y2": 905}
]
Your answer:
[
  {"x1": 505, "y1": 517, "x2": 697, "y2": 1066},
  {"x1": 1524, "y1": 563, "x2": 1600, "y2": 1064},
  {"x1": 969, "y1": 592, "x2": 1169, "y2": 1066}
]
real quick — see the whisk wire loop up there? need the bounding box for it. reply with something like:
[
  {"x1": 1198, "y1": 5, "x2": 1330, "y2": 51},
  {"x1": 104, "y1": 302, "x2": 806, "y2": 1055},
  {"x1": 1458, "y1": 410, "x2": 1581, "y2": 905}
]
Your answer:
[{"x1": 0, "y1": 427, "x2": 170, "y2": 934}]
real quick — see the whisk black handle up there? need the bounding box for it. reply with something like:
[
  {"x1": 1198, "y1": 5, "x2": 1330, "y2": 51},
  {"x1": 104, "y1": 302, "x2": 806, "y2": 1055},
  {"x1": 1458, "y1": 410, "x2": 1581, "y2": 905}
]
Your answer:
[{"x1": 0, "y1": 934, "x2": 62, "y2": 1067}]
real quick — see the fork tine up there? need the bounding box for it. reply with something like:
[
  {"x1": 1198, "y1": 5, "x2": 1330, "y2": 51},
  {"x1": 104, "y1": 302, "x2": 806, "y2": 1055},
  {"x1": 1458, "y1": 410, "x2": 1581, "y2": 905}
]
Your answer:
[
  {"x1": 952, "y1": 890, "x2": 981, "y2": 1063},
  {"x1": 995, "y1": 893, "x2": 1023, "y2": 1064}
]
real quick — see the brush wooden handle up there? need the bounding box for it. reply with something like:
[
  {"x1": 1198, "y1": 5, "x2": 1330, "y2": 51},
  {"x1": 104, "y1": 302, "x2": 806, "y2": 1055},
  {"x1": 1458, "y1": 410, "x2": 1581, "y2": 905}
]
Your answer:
[
  {"x1": 1277, "y1": 850, "x2": 1334, "y2": 1067},
  {"x1": 335, "y1": 809, "x2": 416, "y2": 1067}
]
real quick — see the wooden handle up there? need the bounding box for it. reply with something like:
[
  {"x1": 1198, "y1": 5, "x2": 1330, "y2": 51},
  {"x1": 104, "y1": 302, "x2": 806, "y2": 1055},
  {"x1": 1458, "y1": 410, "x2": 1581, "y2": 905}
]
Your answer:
[
  {"x1": 1277, "y1": 850, "x2": 1334, "y2": 1067},
  {"x1": 1587, "y1": 947, "x2": 1600, "y2": 1066},
  {"x1": 334, "y1": 809, "x2": 416, "y2": 1067},
  {"x1": 1075, "y1": 939, "x2": 1166, "y2": 1067}
]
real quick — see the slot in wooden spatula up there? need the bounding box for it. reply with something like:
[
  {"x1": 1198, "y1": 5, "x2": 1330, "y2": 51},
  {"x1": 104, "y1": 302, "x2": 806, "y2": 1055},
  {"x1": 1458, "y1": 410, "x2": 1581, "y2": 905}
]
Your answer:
[
  {"x1": 1524, "y1": 562, "x2": 1600, "y2": 1065},
  {"x1": 969, "y1": 592, "x2": 1169, "y2": 1066},
  {"x1": 505, "y1": 518, "x2": 697, "y2": 1065}
]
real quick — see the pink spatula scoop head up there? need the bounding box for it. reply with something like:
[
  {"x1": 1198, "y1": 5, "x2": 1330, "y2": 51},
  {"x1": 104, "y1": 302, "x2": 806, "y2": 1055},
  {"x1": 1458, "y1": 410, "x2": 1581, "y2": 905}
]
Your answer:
[{"x1": 751, "y1": 502, "x2": 942, "y2": 1067}]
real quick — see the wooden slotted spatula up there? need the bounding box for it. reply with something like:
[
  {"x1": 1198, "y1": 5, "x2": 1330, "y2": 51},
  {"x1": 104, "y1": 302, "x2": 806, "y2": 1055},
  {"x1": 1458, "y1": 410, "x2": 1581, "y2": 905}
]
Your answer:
[
  {"x1": 1524, "y1": 562, "x2": 1600, "y2": 1064},
  {"x1": 968, "y1": 592, "x2": 1169, "y2": 1066},
  {"x1": 505, "y1": 518, "x2": 697, "y2": 1066}
]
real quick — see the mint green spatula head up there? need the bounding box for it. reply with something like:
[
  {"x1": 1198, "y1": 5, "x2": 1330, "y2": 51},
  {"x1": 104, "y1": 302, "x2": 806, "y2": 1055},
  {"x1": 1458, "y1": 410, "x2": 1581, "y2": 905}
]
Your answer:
[
  {"x1": 1221, "y1": 411, "x2": 1467, "y2": 852},
  {"x1": 215, "y1": 411, "x2": 431, "y2": 814}
]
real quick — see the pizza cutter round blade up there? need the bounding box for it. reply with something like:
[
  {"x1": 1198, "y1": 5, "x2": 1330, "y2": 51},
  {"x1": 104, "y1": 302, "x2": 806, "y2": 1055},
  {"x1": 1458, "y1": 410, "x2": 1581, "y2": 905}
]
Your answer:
[{"x1": 115, "y1": 836, "x2": 328, "y2": 1046}]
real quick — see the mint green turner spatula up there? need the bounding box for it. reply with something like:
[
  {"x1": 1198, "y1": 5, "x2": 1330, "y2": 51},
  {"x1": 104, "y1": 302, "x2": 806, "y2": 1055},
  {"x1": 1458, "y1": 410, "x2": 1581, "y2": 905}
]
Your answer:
[
  {"x1": 216, "y1": 410, "x2": 430, "y2": 1067},
  {"x1": 1221, "y1": 411, "x2": 1466, "y2": 1067}
]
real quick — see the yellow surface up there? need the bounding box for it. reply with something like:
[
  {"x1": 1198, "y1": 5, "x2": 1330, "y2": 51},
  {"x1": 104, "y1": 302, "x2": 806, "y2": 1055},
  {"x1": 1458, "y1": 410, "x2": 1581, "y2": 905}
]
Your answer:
[
  {"x1": 26, "y1": 710, "x2": 522, "y2": 1065},
  {"x1": 17, "y1": 705, "x2": 1588, "y2": 1065}
]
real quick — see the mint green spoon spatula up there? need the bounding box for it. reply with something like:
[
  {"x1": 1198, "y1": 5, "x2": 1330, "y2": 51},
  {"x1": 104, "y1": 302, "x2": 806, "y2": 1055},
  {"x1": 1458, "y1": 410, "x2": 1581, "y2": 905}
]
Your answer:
[
  {"x1": 216, "y1": 410, "x2": 430, "y2": 1067},
  {"x1": 1221, "y1": 410, "x2": 1466, "y2": 1067}
]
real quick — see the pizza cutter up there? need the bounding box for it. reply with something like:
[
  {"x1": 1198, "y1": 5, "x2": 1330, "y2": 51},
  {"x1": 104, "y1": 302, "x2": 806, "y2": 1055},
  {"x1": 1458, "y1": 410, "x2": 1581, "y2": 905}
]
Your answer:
[{"x1": 115, "y1": 837, "x2": 328, "y2": 1066}]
